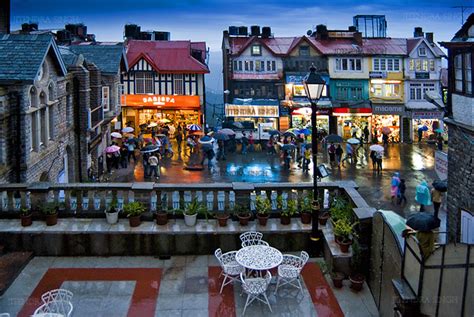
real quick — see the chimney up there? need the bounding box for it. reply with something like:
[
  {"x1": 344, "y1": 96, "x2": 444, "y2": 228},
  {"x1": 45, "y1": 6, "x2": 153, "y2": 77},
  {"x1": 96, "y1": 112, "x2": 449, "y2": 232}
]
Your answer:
[
  {"x1": 0, "y1": 0, "x2": 10, "y2": 34},
  {"x1": 353, "y1": 32, "x2": 363, "y2": 45},
  {"x1": 316, "y1": 24, "x2": 328, "y2": 40},
  {"x1": 425, "y1": 32, "x2": 434, "y2": 44},
  {"x1": 348, "y1": 26, "x2": 357, "y2": 32},
  {"x1": 414, "y1": 27, "x2": 424, "y2": 38}
]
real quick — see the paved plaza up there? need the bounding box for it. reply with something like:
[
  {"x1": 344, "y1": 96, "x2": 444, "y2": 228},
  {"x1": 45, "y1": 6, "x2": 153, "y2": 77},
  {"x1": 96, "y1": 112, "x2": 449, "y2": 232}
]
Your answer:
[{"x1": 0, "y1": 255, "x2": 377, "y2": 317}]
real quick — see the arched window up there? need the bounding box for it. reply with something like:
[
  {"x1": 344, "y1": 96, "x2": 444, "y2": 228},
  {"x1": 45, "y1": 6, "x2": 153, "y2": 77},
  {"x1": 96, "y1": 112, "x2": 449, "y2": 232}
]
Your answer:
[
  {"x1": 48, "y1": 82, "x2": 55, "y2": 101},
  {"x1": 29, "y1": 87, "x2": 38, "y2": 108},
  {"x1": 40, "y1": 91, "x2": 47, "y2": 105}
]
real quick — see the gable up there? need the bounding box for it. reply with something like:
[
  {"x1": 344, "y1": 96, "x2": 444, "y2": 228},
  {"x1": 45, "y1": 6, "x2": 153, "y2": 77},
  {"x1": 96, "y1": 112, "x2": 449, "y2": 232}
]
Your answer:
[
  {"x1": 410, "y1": 40, "x2": 435, "y2": 58},
  {"x1": 130, "y1": 57, "x2": 155, "y2": 72},
  {"x1": 237, "y1": 41, "x2": 274, "y2": 58}
]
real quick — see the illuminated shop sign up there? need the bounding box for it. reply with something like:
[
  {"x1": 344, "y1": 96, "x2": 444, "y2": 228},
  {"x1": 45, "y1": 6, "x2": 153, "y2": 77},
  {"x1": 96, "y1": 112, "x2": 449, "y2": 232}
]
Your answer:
[
  {"x1": 225, "y1": 104, "x2": 279, "y2": 117},
  {"x1": 122, "y1": 94, "x2": 200, "y2": 108}
]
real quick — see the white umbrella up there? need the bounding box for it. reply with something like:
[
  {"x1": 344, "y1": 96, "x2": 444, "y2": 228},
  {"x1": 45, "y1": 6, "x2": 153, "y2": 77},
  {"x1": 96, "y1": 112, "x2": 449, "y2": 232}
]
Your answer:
[
  {"x1": 111, "y1": 132, "x2": 122, "y2": 139},
  {"x1": 148, "y1": 122, "x2": 158, "y2": 128},
  {"x1": 347, "y1": 138, "x2": 360, "y2": 145},
  {"x1": 218, "y1": 128, "x2": 235, "y2": 135},
  {"x1": 122, "y1": 127, "x2": 134, "y2": 133},
  {"x1": 369, "y1": 144, "x2": 384, "y2": 152}
]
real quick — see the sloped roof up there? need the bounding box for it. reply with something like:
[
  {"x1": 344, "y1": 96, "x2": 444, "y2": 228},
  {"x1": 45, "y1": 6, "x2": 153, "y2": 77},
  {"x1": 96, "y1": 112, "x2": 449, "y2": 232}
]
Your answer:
[
  {"x1": 309, "y1": 38, "x2": 407, "y2": 56},
  {"x1": 228, "y1": 36, "x2": 295, "y2": 56},
  {"x1": 58, "y1": 46, "x2": 79, "y2": 67},
  {"x1": 0, "y1": 34, "x2": 67, "y2": 83},
  {"x1": 406, "y1": 37, "x2": 446, "y2": 58},
  {"x1": 126, "y1": 40, "x2": 209, "y2": 73},
  {"x1": 69, "y1": 44, "x2": 128, "y2": 74}
]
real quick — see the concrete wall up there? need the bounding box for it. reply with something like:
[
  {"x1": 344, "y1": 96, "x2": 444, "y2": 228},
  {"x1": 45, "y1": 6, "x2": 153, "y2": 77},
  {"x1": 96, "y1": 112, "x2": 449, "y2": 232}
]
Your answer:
[{"x1": 452, "y1": 94, "x2": 474, "y2": 127}]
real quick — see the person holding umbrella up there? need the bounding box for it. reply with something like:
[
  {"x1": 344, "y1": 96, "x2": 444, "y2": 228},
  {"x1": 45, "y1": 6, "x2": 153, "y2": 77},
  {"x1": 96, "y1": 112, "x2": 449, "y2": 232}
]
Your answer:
[
  {"x1": 335, "y1": 144, "x2": 343, "y2": 168},
  {"x1": 416, "y1": 180, "x2": 432, "y2": 212},
  {"x1": 328, "y1": 143, "x2": 336, "y2": 167},
  {"x1": 404, "y1": 212, "x2": 440, "y2": 258},
  {"x1": 390, "y1": 172, "x2": 401, "y2": 203}
]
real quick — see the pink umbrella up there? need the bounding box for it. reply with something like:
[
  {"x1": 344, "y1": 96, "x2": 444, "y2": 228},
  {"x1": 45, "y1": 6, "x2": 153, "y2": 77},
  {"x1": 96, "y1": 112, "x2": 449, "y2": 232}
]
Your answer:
[
  {"x1": 105, "y1": 145, "x2": 120, "y2": 153},
  {"x1": 382, "y1": 127, "x2": 391, "y2": 135}
]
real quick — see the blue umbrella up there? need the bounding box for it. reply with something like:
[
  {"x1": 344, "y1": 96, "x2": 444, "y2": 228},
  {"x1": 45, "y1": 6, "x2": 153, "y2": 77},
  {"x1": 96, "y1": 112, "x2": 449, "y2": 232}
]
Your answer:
[
  {"x1": 213, "y1": 133, "x2": 229, "y2": 141},
  {"x1": 269, "y1": 130, "x2": 281, "y2": 136},
  {"x1": 188, "y1": 124, "x2": 202, "y2": 131},
  {"x1": 281, "y1": 144, "x2": 296, "y2": 151},
  {"x1": 418, "y1": 126, "x2": 429, "y2": 132},
  {"x1": 198, "y1": 136, "x2": 214, "y2": 144},
  {"x1": 298, "y1": 128, "x2": 311, "y2": 136},
  {"x1": 325, "y1": 134, "x2": 343, "y2": 143}
]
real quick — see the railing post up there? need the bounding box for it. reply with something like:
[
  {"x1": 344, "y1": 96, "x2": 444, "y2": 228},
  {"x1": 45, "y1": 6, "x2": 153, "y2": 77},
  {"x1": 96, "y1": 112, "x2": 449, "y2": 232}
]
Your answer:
[{"x1": 232, "y1": 182, "x2": 255, "y2": 211}]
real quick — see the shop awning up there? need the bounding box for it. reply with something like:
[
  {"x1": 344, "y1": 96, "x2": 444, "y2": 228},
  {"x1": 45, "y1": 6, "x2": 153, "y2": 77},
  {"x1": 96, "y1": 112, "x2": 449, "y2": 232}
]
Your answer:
[
  {"x1": 333, "y1": 107, "x2": 372, "y2": 116},
  {"x1": 406, "y1": 100, "x2": 439, "y2": 111},
  {"x1": 424, "y1": 91, "x2": 446, "y2": 109},
  {"x1": 232, "y1": 98, "x2": 279, "y2": 106},
  {"x1": 332, "y1": 100, "x2": 372, "y2": 109},
  {"x1": 122, "y1": 94, "x2": 201, "y2": 109}
]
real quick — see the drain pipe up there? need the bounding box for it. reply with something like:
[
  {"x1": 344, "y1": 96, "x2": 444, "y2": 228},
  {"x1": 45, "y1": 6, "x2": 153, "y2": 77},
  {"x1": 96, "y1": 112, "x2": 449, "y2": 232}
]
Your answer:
[{"x1": 73, "y1": 77, "x2": 83, "y2": 182}]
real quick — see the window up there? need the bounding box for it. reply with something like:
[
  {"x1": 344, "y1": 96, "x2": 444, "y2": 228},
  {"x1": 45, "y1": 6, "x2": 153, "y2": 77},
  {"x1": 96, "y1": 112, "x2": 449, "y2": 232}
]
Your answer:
[
  {"x1": 30, "y1": 112, "x2": 40, "y2": 152},
  {"x1": 173, "y1": 74, "x2": 183, "y2": 95},
  {"x1": 238, "y1": 61, "x2": 243, "y2": 71},
  {"x1": 102, "y1": 86, "x2": 110, "y2": 111},
  {"x1": 255, "y1": 61, "x2": 262, "y2": 72},
  {"x1": 134, "y1": 72, "x2": 153, "y2": 94},
  {"x1": 260, "y1": 60, "x2": 265, "y2": 71},
  {"x1": 373, "y1": 58, "x2": 401, "y2": 71},
  {"x1": 371, "y1": 82, "x2": 401, "y2": 98},
  {"x1": 429, "y1": 60, "x2": 435, "y2": 71},
  {"x1": 455, "y1": 54, "x2": 463, "y2": 92},
  {"x1": 245, "y1": 61, "x2": 249, "y2": 71},
  {"x1": 299, "y1": 46, "x2": 309, "y2": 56},
  {"x1": 48, "y1": 105, "x2": 54, "y2": 140},
  {"x1": 409, "y1": 83, "x2": 435, "y2": 100},
  {"x1": 418, "y1": 47, "x2": 427, "y2": 56},
  {"x1": 118, "y1": 84, "x2": 125, "y2": 106},
  {"x1": 465, "y1": 53, "x2": 472, "y2": 94},
  {"x1": 40, "y1": 108, "x2": 48, "y2": 146},
  {"x1": 335, "y1": 58, "x2": 362, "y2": 71},
  {"x1": 233, "y1": 60, "x2": 238, "y2": 71},
  {"x1": 48, "y1": 83, "x2": 54, "y2": 101},
  {"x1": 271, "y1": 61, "x2": 276, "y2": 71},
  {"x1": 249, "y1": 61, "x2": 254, "y2": 71},
  {"x1": 29, "y1": 87, "x2": 38, "y2": 108},
  {"x1": 335, "y1": 82, "x2": 364, "y2": 101},
  {"x1": 267, "y1": 61, "x2": 271, "y2": 71},
  {"x1": 251, "y1": 45, "x2": 262, "y2": 56}
]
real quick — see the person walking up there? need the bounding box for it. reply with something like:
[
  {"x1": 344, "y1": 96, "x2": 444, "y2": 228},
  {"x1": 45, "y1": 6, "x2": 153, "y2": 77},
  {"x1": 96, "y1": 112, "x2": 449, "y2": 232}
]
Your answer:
[
  {"x1": 148, "y1": 153, "x2": 160, "y2": 179},
  {"x1": 431, "y1": 187, "x2": 444, "y2": 219},
  {"x1": 437, "y1": 134, "x2": 443, "y2": 151},
  {"x1": 382, "y1": 133, "x2": 389, "y2": 146},
  {"x1": 375, "y1": 151, "x2": 383, "y2": 173},
  {"x1": 120, "y1": 145, "x2": 128, "y2": 169},
  {"x1": 397, "y1": 179, "x2": 407, "y2": 205},
  {"x1": 302, "y1": 146, "x2": 311, "y2": 173},
  {"x1": 363, "y1": 125, "x2": 370, "y2": 143},
  {"x1": 142, "y1": 153, "x2": 150, "y2": 178},
  {"x1": 390, "y1": 172, "x2": 401, "y2": 203},
  {"x1": 415, "y1": 180, "x2": 432, "y2": 212},
  {"x1": 370, "y1": 150, "x2": 377, "y2": 170},
  {"x1": 417, "y1": 128, "x2": 423, "y2": 143},
  {"x1": 284, "y1": 149, "x2": 292, "y2": 169},
  {"x1": 217, "y1": 139, "x2": 226, "y2": 161},
  {"x1": 126, "y1": 140, "x2": 136, "y2": 163},
  {"x1": 341, "y1": 143, "x2": 353, "y2": 166},
  {"x1": 335, "y1": 144, "x2": 343, "y2": 168},
  {"x1": 241, "y1": 132, "x2": 248, "y2": 154},
  {"x1": 176, "y1": 131, "x2": 183, "y2": 153},
  {"x1": 328, "y1": 143, "x2": 336, "y2": 167}
]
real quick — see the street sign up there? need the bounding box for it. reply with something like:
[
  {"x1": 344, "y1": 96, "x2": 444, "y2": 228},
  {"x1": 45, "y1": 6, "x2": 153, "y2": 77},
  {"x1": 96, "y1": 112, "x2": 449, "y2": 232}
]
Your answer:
[{"x1": 435, "y1": 150, "x2": 448, "y2": 180}]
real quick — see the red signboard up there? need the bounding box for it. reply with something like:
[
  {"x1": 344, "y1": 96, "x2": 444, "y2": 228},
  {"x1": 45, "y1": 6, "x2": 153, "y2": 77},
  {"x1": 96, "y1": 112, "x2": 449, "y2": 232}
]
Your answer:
[
  {"x1": 121, "y1": 94, "x2": 200, "y2": 109},
  {"x1": 333, "y1": 107, "x2": 372, "y2": 114}
]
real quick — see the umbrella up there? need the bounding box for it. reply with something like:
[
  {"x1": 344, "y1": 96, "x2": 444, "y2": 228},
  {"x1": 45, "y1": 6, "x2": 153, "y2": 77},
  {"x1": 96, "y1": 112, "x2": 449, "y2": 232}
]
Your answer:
[
  {"x1": 418, "y1": 125, "x2": 429, "y2": 132},
  {"x1": 156, "y1": 134, "x2": 166, "y2": 138},
  {"x1": 283, "y1": 130, "x2": 297, "y2": 138},
  {"x1": 268, "y1": 130, "x2": 281, "y2": 136},
  {"x1": 292, "y1": 107, "x2": 312, "y2": 116},
  {"x1": 432, "y1": 180, "x2": 447, "y2": 192},
  {"x1": 218, "y1": 128, "x2": 235, "y2": 135},
  {"x1": 382, "y1": 127, "x2": 391, "y2": 135},
  {"x1": 188, "y1": 124, "x2": 202, "y2": 131},
  {"x1": 199, "y1": 136, "x2": 215, "y2": 144},
  {"x1": 111, "y1": 132, "x2": 122, "y2": 139},
  {"x1": 325, "y1": 134, "x2": 343, "y2": 143},
  {"x1": 148, "y1": 122, "x2": 158, "y2": 128},
  {"x1": 213, "y1": 133, "x2": 229, "y2": 141},
  {"x1": 406, "y1": 212, "x2": 440, "y2": 231},
  {"x1": 140, "y1": 144, "x2": 159, "y2": 153},
  {"x1": 434, "y1": 128, "x2": 444, "y2": 133},
  {"x1": 207, "y1": 131, "x2": 215, "y2": 136},
  {"x1": 369, "y1": 144, "x2": 384, "y2": 152},
  {"x1": 158, "y1": 118, "x2": 171, "y2": 123},
  {"x1": 201, "y1": 143, "x2": 214, "y2": 151},
  {"x1": 281, "y1": 144, "x2": 296, "y2": 151},
  {"x1": 122, "y1": 127, "x2": 134, "y2": 133},
  {"x1": 105, "y1": 145, "x2": 120, "y2": 153},
  {"x1": 347, "y1": 138, "x2": 360, "y2": 145},
  {"x1": 190, "y1": 130, "x2": 204, "y2": 135},
  {"x1": 298, "y1": 128, "x2": 311, "y2": 136},
  {"x1": 232, "y1": 122, "x2": 244, "y2": 129}
]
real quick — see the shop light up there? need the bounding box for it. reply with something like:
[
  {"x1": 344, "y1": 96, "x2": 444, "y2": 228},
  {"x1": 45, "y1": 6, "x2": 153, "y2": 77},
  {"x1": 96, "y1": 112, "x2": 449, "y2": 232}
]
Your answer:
[{"x1": 370, "y1": 79, "x2": 401, "y2": 84}]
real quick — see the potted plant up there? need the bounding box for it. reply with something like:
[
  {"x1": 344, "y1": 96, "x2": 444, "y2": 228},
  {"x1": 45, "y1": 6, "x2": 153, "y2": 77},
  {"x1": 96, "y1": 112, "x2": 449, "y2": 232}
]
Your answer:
[
  {"x1": 280, "y1": 199, "x2": 298, "y2": 225},
  {"x1": 105, "y1": 196, "x2": 119, "y2": 224},
  {"x1": 300, "y1": 198, "x2": 312, "y2": 225},
  {"x1": 183, "y1": 198, "x2": 207, "y2": 226},
  {"x1": 20, "y1": 207, "x2": 32, "y2": 227},
  {"x1": 155, "y1": 209, "x2": 169, "y2": 225},
  {"x1": 40, "y1": 202, "x2": 58, "y2": 226},
  {"x1": 234, "y1": 204, "x2": 251, "y2": 226},
  {"x1": 329, "y1": 197, "x2": 352, "y2": 223},
  {"x1": 332, "y1": 218, "x2": 358, "y2": 253},
  {"x1": 318, "y1": 261, "x2": 344, "y2": 289},
  {"x1": 215, "y1": 210, "x2": 231, "y2": 227},
  {"x1": 123, "y1": 201, "x2": 145, "y2": 227},
  {"x1": 349, "y1": 240, "x2": 365, "y2": 292},
  {"x1": 255, "y1": 196, "x2": 271, "y2": 226}
]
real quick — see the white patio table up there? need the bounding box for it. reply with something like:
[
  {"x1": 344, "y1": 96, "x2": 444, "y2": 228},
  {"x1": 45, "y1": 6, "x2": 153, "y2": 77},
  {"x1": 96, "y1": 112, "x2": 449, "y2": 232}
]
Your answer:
[{"x1": 236, "y1": 245, "x2": 283, "y2": 272}]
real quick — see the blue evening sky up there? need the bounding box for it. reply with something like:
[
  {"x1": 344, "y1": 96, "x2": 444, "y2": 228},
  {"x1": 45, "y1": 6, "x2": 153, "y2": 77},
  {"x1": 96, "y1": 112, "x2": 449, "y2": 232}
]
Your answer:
[{"x1": 11, "y1": 0, "x2": 471, "y2": 90}]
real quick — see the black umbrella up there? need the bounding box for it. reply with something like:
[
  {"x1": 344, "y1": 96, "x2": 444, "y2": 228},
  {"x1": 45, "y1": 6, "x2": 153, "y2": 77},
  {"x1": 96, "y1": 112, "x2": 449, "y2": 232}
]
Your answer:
[
  {"x1": 432, "y1": 180, "x2": 447, "y2": 192},
  {"x1": 213, "y1": 133, "x2": 229, "y2": 141},
  {"x1": 406, "y1": 212, "x2": 440, "y2": 231},
  {"x1": 140, "y1": 144, "x2": 159, "y2": 153},
  {"x1": 269, "y1": 130, "x2": 281, "y2": 136},
  {"x1": 281, "y1": 144, "x2": 296, "y2": 151},
  {"x1": 325, "y1": 134, "x2": 343, "y2": 143}
]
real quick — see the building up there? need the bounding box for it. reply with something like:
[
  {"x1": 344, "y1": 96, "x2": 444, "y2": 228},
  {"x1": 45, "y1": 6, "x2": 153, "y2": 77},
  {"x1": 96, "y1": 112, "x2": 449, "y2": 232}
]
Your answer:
[
  {"x1": 0, "y1": 0, "x2": 10, "y2": 34},
  {"x1": 122, "y1": 37, "x2": 209, "y2": 131},
  {"x1": 0, "y1": 34, "x2": 74, "y2": 183},
  {"x1": 222, "y1": 26, "x2": 286, "y2": 130},
  {"x1": 440, "y1": 14, "x2": 474, "y2": 243},
  {"x1": 404, "y1": 27, "x2": 446, "y2": 143}
]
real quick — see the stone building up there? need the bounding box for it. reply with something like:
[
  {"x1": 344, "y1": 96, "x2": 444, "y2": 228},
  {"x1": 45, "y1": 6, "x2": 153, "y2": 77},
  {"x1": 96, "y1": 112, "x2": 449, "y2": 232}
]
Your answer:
[{"x1": 440, "y1": 14, "x2": 474, "y2": 243}]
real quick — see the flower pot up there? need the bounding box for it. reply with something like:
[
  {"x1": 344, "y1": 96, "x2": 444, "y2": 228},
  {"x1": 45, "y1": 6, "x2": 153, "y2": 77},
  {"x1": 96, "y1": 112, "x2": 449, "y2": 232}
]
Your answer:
[
  {"x1": 20, "y1": 214, "x2": 32, "y2": 227},
  {"x1": 184, "y1": 213, "x2": 197, "y2": 226},
  {"x1": 215, "y1": 213, "x2": 230, "y2": 227},
  {"x1": 331, "y1": 272, "x2": 344, "y2": 289},
  {"x1": 301, "y1": 212, "x2": 312, "y2": 224},
  {"x1": 45, "y1": 213, "x2": 58, "y2": 226},
  {"x1": 318, "y1": 212, "x2": 330, "y2": 226},
  {"x1": 128, "y1": 215, "x2": 141, "y2": 227},
  {"x1": 280, "y1": 215, "x2": 291, "y2": 225},
  {"x1": 257, "y1": 214, "x2": 269, "y2": 226},
  {"x1": 336, "y1": 237, "x2": 352, "y2": 253},
  {"x1": 105, "y1": 210, "x2": 119, "y2": 224},
  {"x1": 237, "y1": 213, "x2": 251, "y2": 226},
  {"x1": 155, "y1": 212, "x2": 168, "y2": 225},
  {"x1": 349, "y1": 273, "x2": 365, "y2": 292}
]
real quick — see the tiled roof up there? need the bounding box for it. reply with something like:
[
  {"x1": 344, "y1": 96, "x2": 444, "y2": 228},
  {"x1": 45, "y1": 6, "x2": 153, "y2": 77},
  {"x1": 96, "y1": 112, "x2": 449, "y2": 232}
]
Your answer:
[
  {"x1": 0, "y1": 34, "x2": 66, "y2": 83},
  {"x1": 228, "y1": 36, "x2": 295, "y2": 56},
  {"x1": 406, "y1": 38, "x2": 446, "y2": 58},
  {"x1": 126, "y1": 40, "x2": 209, "y2": 73},
  {"x1": 68, "y1": 44, "x2": 128, "y2": 74},
  {"x1": 58, "y1": 46, "x2": 79, "y2": 67}
]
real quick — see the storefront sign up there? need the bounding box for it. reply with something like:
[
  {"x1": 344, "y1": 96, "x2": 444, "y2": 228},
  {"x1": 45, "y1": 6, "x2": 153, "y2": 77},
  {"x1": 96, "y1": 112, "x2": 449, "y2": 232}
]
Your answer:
[
  {"x1": 225, "y1": 104, "x2": 279, "y2": 117},
  {"x1": 372, "y1": 104, "x2": 405, "y2": 115},
  {"x1": 435, "y1": 150, "x2": 448, "y2": 180},
  {"x1": 411, "y1": 111, "x2": 444, "y2": 120},
  {"x1": 369, "y1": 71, "x2": 387, "y2": 79},
  {"x1": 122, "y1": 94, "x2": 200, "y2": 108},
  {"x1": 333, "y1": 107, "x2": 372, "y2": 116},
  {"x1": 415, "y1": 72, "x2": 430, "y2": 79}
]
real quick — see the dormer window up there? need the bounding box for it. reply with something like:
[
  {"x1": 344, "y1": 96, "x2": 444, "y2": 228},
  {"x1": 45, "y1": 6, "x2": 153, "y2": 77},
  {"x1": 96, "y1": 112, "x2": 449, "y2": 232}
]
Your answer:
[
  {"x1": 251, "y1": 45, "x2": 262, "y2": 56},
  {"x1": 299, "y1": 46, "x2": 310, "y2": 57},
  {"x1": 418, "y1": 47, "x2": 427, "y2": 56}
]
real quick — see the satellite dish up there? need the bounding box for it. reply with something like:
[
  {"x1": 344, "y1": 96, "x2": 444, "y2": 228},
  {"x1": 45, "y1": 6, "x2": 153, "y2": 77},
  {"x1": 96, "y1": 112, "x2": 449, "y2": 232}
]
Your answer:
[{"x1": 307, "y1": 30, "x2": 313, "y2": 36}]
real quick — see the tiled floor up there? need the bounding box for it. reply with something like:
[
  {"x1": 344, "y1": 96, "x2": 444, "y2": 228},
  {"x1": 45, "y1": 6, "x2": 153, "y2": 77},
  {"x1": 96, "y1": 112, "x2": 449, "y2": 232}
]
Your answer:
[{"x1": 0, "y1": 256, "x2": 379, "y2": 317}]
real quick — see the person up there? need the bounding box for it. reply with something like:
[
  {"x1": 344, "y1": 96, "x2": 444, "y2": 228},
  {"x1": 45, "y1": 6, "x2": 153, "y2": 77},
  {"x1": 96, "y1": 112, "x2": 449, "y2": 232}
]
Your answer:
[
  {"x1": 241, "y1": 132, "x2": 248, "y2": 154},
  {"x1": 363, "y1": 125, "x2": 370, "y2": 143},
  {"x1": 390, "y1": 172, "x2": 401, "y2": 203},
  {"x1": 106, "y1": 153, "x2": 113, "y2": 173},
  {"x1": 120, "y1": 145, "x2": 128, "y2": 169},
  {"x1": 248, "y1": 132, "x2": 254, "y2": 152},
  {"x1": 148, "y1": 153, "x2": 160, "y2": 179},
  {"x1": 217, "y1": 139, "x2": 226, "y2": 161},
  {"x1": 402, "y1": 229, "x2": 435, "y2": 259},
  {"x1": 175, "y1": 131, "x2": 183, "y2": 153},
  {"x1": 126, "y1": 139, "x2": 136, "y2": 163},
  {"x1": 302, "y1": 146, "x2": 311, "y2": 172},
  {"x1": 335, "y1": 144, "x2": 343, "y2": 168},
  {"x1": 284, "y1": 149, "x2": 291, "y2": 169},
  {"x1": 341, "y1": 143, "x2": 353, "y2": 166},
  {"x1": 186, "y1": 135, "x2": 196, "y2": 154},
  {"x1": 382, "y1": 133, "x2": 389, "y2": 146},
  {"x1": 431, "y1": 187, "x2": 444, "y2": 219},
  {"x1": 375, "y1": 151, "x2": 383, "y2": 172},
  {"x1": 415, "y1": 180, "x2": 432, "y2": 212},
  {"x1": 142, "y1": 153, "x2": 150, "y2": 178},
  {"x1": 370, "y1": 150, "x2": 377, "y2": 170},
  {"x1": 437, "y1": 134, "x2": 443, "y2": 151},
  {"x1": 267, "y1": 138, "x2": 276, "y2": 155},
  {"x1": 328, "y1": 143, "x2": 336, "y2": 167},
  {"x1": 397, "y1": 179, "x2": 407, "y2": 205},
  {"x1": 417, "y1": 128, "x2": 423, "y2": 143},
  {"x1": 201, "y1": 146, "x2": 215, "y2": 170}
]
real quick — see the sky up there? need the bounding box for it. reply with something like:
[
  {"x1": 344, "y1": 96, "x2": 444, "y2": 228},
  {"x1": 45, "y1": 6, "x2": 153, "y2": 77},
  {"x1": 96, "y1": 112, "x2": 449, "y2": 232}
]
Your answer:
[{"x1": 10, "y1": 0, "x2": 473, "y2": 91}]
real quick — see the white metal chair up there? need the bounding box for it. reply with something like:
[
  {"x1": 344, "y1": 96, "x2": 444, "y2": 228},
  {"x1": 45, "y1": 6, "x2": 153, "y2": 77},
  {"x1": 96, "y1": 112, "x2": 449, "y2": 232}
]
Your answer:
[
  {"x1": 239, "y1": 231, "x2": 263, "y2": 245},
  {"x1": 240, "y1": 271, "x2": 273, "y2": 315},
  {"x1": 215, "y1": 248, "x2": 245, "y2": 294},
  {"x1": 274, "y1": 251, "x2": 309, "y2": 294},
  {"x1": 41, "y1": 289, "x2": 73, "y2": 304},
  {"x1": 0, "y1": 313, "x2": 10, "y2": 317},
  {"x1": 241, "y1": 239, "x2": 269, "y2": 248},
  {"x1": 32, "y1": 300, "x2": 73, "y2": 317}
]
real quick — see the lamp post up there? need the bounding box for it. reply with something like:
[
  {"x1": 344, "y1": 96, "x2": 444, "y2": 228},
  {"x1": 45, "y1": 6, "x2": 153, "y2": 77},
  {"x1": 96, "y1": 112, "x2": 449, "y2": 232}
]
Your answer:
[{"x1": 303, "y1": 65, "x2": 326, "y2": 254}]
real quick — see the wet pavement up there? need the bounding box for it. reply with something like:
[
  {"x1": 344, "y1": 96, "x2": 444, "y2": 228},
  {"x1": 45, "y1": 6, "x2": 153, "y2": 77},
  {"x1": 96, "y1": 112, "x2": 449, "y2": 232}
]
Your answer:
[{"x1": 108, "y1": 142, "x2": 442, "y2": 219}]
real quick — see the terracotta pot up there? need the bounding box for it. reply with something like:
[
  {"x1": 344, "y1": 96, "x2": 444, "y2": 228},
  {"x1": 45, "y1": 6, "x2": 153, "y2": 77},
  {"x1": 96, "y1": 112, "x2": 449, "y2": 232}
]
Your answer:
[
  {"x1": 336, "y1": 237, "x2": 352, "y2": 253},
  {"x1": 155, "y1": 212, "x2": 168, "y2": 225},
  {"x1": 331, "y1": 272, "x2": 344, "y2": 289},
  {"x1": 301, "y1": 212, "x2": 312, "y2": 224},
  {"x1": 318, "y1": 212, "x2": 330, "y2": 225},
  {"x1": 257, "y1": 213, "x2": 269, "y2": 226},
  {"x1": 21, "y1": 214, "x2": 32, "y2": 227},
  {"x1": 129, "y1": 215, "x2": 141, "y2": 227},
  {"x1": 280, "y1": 215, "x2": 291, "y2": 225},
  {"x1": 238, "y1": 213, "x2": 251, "y2": 226},
  {"x1": 45, "y1": 213, "x2": 58, "y2": 226},
  {"x1": 215, "y1": 213, "x2": 230, "y2": 227},
  {"x1": 349, "y1": 273, "x2": 365, "y2": 292}
]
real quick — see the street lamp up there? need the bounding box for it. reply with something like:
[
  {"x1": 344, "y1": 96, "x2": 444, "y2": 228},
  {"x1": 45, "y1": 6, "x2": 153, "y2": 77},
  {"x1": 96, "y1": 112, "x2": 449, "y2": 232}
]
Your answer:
[{"x1": 303, "y1": 64, "x2": 326, "y2": 254}]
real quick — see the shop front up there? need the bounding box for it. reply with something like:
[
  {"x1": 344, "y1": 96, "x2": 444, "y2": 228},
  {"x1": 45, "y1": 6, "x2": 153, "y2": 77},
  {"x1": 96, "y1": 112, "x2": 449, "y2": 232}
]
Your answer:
[
  {"x1": 371, "y1": 104, "x2": 405, "y2": 143},
  {"x1": 121, "y1": 94, "x2": 201, "y2": 133},
  {"x1": 224, "y1": 99, "x2": 280, "y2": 130},
  {"x1": 333, "y1": 107, "x2": 372, "y2": 139},
  {"x1": 409, "y1": 109, "x2": 445, "y2": 142},
  {"x1": 290, "y1": 107, "x2": 331, "y2": 132}
]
